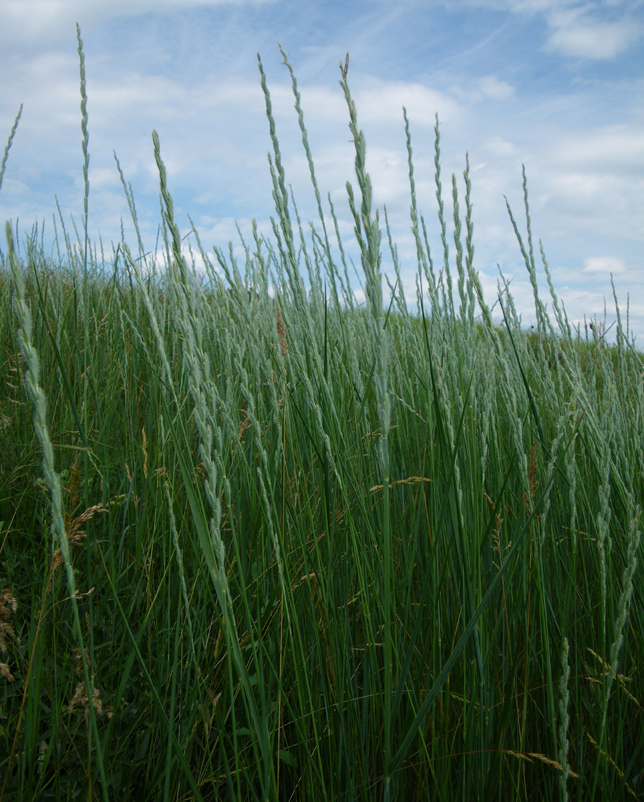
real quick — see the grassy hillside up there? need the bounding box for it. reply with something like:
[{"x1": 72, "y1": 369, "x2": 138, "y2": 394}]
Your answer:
[{"x1": 0, "y1": 42, "x2": 642, "y2": 801}]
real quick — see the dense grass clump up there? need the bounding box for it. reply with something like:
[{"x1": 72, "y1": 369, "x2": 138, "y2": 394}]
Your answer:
[{"x1": 0, "y1": 41, "x2": 642, "y2": 801}]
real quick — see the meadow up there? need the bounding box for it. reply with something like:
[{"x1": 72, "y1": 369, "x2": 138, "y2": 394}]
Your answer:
[{"x1": 0, "y1": 36, "x2": 642, "y2": 801}]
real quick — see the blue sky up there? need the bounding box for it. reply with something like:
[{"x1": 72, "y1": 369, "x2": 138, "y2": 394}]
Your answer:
[{"x1": 1, "y1": 0, "x2": 643, "y2": 341}]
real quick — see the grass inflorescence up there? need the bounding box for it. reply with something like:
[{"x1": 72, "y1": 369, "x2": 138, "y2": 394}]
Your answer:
[{"x1": 0, "y1": 39, "x2": 642, "y2": 802}]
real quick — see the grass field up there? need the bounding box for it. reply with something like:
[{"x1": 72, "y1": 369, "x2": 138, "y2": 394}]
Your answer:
[{"x1": 0, "y1": 36, "x2": 642, "y2": 801}]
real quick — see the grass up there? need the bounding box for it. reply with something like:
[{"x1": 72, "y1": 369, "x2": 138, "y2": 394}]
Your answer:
[{"x1": 0, "y1": 38, "x2": 643, "y2": 801}]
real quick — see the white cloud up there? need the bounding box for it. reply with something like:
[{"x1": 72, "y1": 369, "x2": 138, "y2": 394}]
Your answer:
[
  {"x1": 483, "y1": 136, "x2": 519, "y2": 157},
  {"x1": 551, "y1": 126, "x2": 644, "y2": 172},
  {"x1": 462, "y1": 0, "x2": 577, "y2": 15},
  {"x1": 477, "y1": 75, "x2": 515, "y2": 100},
  {"x1": 583, "y1": 256, "x2": 626, "y2": 274},
  {"x1": 465, "y1": 0, "x2": 643, "y2": 60},
  {"x1": 0, "y1": 0, "x2": 275, "y2": 47},
  {"x1": 355, "y1": 79, "x2": 461, "y2": 128},
  {"x1": 364, "y1": 146, "x2": 410, "y2": 206},
  {"x1": 292, "y1": 86, "x2": 348, "y2": 126},
  {"x1": 449, "y1": 75, "x2": 516, "y2": 104},
  {"x1": 545, "y1": 16, "x2": 642, "y2": 59}
]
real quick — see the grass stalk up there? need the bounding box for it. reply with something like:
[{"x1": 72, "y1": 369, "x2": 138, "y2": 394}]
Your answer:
[{"x1": 338, "y1": 55, "x2": 394, "y2": 798}]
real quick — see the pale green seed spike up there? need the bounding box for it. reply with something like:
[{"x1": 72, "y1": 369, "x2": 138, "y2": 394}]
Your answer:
[
  {"x1": 77, "y1": 24, "x2": 90, "y2": 280},
  {"x1": 522, "y1": 164, "x2": 537, "y2": 287},
  {"x1": 434, "y1": 114, "x2": 454, "y2": 317},
  {"x1": 463, "y1": 153, "x2": 476, "y2": 325},
  {"x1": 383, "y1": 205, "x2": 407, "y2": 315},
  {"x1": 0, "y1": 104, "x2": 22, "y2": 196},
  {"x1": 540, "y1": 239, "x2": 569, "y2": 342},
  {"x1": 404, "y1": 107, "x2": 438, "y2": 313},
  {"x1": 452, "y1": 172, "x2": 467, "y2": 322},
  {"x1": 420, "y1": 213, "x2": 438, "y2": 310},
  {"x1": 558, "y1": 636, "x2": 571, "y2": 802},
  {"x1": 279, "y1": 44, "x2": 335, "y2": 281},
  {"x1": 114, "y1": 150, "x2": 147, "y2": 261},
  {"x1": 505, "y1": 170, "x2": 549, "y2": 336},
  {"x1": 258, "y1": 52, "x2": 297, "y2": 279},
  {"x1": 327, "y1": 191, "x2": 354, "y2": 308}
]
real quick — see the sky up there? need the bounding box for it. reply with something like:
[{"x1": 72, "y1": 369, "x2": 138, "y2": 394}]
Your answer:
[{"x1": 1, "y1": 0, "x2": 643, "y2": 343}]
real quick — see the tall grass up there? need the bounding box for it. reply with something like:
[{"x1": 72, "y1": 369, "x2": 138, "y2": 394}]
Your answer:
[{"x1": 0, "y1": 40, "x2": 642, "y2": 801}]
